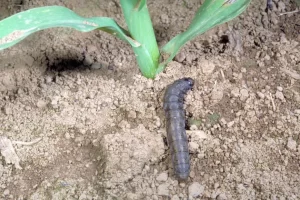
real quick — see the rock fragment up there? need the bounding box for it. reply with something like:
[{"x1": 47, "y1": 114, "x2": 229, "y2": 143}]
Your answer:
[
  {"x1": 189, "y1": 142, "x2": 199, "y2": 153},
  {"x1": 188, "y1": 182, "x2": 204, "y2": 198},
  {"x1": 157, "y1": 183, "x2": 169, "y2": 196},
  {"x1": 287, "y1": 138, "x2": 297, "y2": 151},
  {"x1": 217, "y1": 193, "x2": 228, "y2": 200},
  {"x1": 0, "y1": 137, "x2": 21, "y2": 169},
  {"x1": 275, "y1": 91, "x2": 285, "y2": 102},
  {"x1": 175, "y1": 52, "x2": 186, "y2": 63},
  {"x1": 156, "y1": 172, "x2": 168, "y2": 182},
  {"x1": 36, "y1": 100, "x2": 47, "y2": 108},
  {"x1": 200, "y1": 59, "x2": 215, "y2": 75},
  {"x1": 240, "y1": 89, "x2": 249, "y2": 101},
  {"x1": 171, "y1": 195, "x2": 180, "y2": 200},
  {"x1": 192, "y1": 130, "x2": 208, "y2": 141}
]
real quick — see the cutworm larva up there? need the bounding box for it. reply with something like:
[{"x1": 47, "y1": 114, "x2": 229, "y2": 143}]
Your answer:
[{"x1": 163, "y1": 77, "x2": 194, "y2": 180}]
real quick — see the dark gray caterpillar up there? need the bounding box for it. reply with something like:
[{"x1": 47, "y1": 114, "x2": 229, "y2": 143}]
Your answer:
[
  {"x1": 267, "y1": 0, "x2": 272, "y2": 10},
  {"x1": 163, "y1": 77, "x2": 194, "y2": 180}
]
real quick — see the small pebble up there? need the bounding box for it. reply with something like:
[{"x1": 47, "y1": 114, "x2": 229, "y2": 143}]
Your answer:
[
  {"x1": 179, "y1": 182, "x2": 186, "y2": 188},
  {"x1": 200, "y1": 60, "x2": 216, "y2": 75},
  {"x1": 240, "y1": 89, "x2": 249, "y2": 101},
  {"x1": 65, "y1": 132, "x2": 71, "y2": 140},
  {"x1": 157, "y1": 183, "x2": 169, "y2": 196},
  {"x1": 171, "y1": 195, "x2": 180, "y2": 200},
  {"x1": 277, "y1": 86, "x2": 283, "y2": 91},
  {"x1": 156, "y1": 172, "x2": 168, "y2": 182},
  {"x1": 227, "y1": 121, "x2": 235, "y2": 127},
  {"x1": 193, "y1": 130, "x2": 208, "y2": 141},
  {"x1": 45, "y1": 76, "x2": 53, "y2": 84},
  {"x1": 287, "y1": 138, "x2": 297, "y2": 151},
  {"x1": 231, "y1": 87, "x2": 240, "y2": 98},
  {"x1": 128, "y1": 111, "x2": 137, "y2": 119},
  {"x1": 90, "y1": 62, "x2": 102, "y2": 69},
  {"x1": 83, "y1": 55, "x2": 94, "y2": 66},
  {"x1": 211, "y1": 88, "x2": 223, "y2": 101},
  {"x1": 275, "y1": 91, "x2": 285, "y2": 101},
  {"x1": 2, "y1": 105, "x2": 12, "y2": 115},
  {"x1": 188, "y1": 182, "x2": 205, "y2": 198},
  {"x1": 3, "y1": 189, "x2": 10, "y2": 196},
  {"x1": 217, "y1": 193, "x2": 227, "y2": 200},
  {"x1": 257, "y1": 92, "x2": 265, "y2": 99},
  {"x1": 175, "y1": 52, "x2": 186, "y2": 63},
  {"x1": 126, "y1": 193, "x2": 139, "y2": 200},
  {"x1": 190, "y1": 125, "x2": 198, "y2": 131},
  {"x1": 189, "y1": 142, "x2": 199, "y2": 153},
  {"x1": 194, "y1": 42, "x2": 201, "y2": 50},
  {"x1": 160, "y1": 13, "x2": 169, "y2": 24},
  {"x1": 36, "y1": 100, "x2": 47, "y2": 108},
  {"x1": 25, "y1": 106, "x2": 31, "y2": 111}
]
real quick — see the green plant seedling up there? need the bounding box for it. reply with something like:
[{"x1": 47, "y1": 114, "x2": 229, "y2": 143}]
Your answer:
[{"x1": 0, "y1": 0, "x2": 251, "y2": 78}]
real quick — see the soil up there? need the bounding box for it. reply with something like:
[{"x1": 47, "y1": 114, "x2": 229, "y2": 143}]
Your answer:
[{"x1": 0, "y1": 0, "x2": 299, "y2": 199}]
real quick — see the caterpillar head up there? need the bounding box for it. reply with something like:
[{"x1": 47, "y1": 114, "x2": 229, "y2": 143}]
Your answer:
[
  {"x1": 182, "y1": 77, "x2": 194, "y2": 90},
  {"x1": 165, "y1": 77, "x2": 195, "y2": 98},
  {"x1": 183, "y1": 77, "x2": 194, "y2": 87}
]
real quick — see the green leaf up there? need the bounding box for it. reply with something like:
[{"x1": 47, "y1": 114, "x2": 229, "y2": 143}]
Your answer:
[
  {"x1": 120, "y1": 0, "x2": 160, "y2": 78},
  {"x1": 134, "y1": 0, "x2": 146, "y2": 11},
  {"x1": 0, "y1": 6, "x2": 140, "y2": 51},
  {"x1": 157, "y1": 0, "x2": 251, "y2": 74},
  {"x1": 295, "y1": 0, "x2": 300, "y2": 6}
]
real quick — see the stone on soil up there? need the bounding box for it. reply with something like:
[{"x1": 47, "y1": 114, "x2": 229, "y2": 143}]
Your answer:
[
  {"x1": 188, "y1": 182, "x2": 204, "y2": 198},
  {"x1": 156, "y1": 172, "x2": 168, "y2": 182}
]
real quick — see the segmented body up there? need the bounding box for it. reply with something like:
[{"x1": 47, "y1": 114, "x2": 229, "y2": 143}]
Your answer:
[
  {"x1": 267, "y1": 0, "x2": 273, "y2": 10},
  {"x1": 163, "y1": 78, "x2": 194, "y2": 181}
]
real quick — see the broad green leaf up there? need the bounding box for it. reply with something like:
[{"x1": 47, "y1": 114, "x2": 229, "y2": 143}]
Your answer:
[
  {"x1": 0, "y1": 6, "x2": 140, "y2": 51},
  {"x1": 157, "y1": 0, "x2": 251, "y2": 74},
  {"x1": 120, "y1": 0, "x2": 159, "y2": 78}
]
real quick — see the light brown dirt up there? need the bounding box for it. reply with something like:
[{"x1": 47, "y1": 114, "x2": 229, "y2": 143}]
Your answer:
[{"x1": 0, "y1": 0, "x2": 299, "y2": 199}]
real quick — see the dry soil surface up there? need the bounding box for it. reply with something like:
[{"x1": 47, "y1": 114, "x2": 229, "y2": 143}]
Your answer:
[{"x1": 0, "y1": 0, "x2": 299, "y2": 199}]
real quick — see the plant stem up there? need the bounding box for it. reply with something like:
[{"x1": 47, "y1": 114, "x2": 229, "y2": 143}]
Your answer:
[{"x1": 120, "y1": 0, "x2": 160, "y2": 78}]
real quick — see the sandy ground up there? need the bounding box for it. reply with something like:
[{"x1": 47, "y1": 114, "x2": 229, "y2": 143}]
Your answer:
[{"x1": 0, "y1": 0, "x2": 299, "y2": 199}]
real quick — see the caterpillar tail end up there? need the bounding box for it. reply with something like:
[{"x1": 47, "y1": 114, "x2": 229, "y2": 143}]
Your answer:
[{"x1": 175, "y1": 171, "x2": 190, "y2": 181}]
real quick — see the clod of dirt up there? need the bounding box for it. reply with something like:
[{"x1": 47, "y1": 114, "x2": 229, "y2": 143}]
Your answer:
[
  {"x1": 29, "y1": 179, "x2": 99, "y2": 200},
  {"x1": 211, "y1": 86, "x2": 224, "y2": 103},
  {"x1": 102, "y1": 124, "x2": 164, "y2": 183},
  {"x1": 156, "y1": 172, "x2": 168, "y2": 182},
  {"x1": 188, "y1": 182, "x2": 205, "y2": 198},
  {"x1": 275, "y1": 90, "x2": 285, "y2": 102},
  {"x1": 286, "y1": 138, "x2": 297, "y2": 151},
  {"x1": 0, "y1": 136, "x2": 21, "y2": 169},
  {"x1": 199, "y1": 59, "x2": 216, "y2": 75},
  {"x1": 187, "y1": 130, "x2": 208, "y2": 142},
  {"x1": 240, "y1": 88, "x2": 249, "y2": 101},
  {"x1": 189, "y1": 141, "x2": 200, "y2": 153},
  {"x1": 157, "y1": 183, "x2": 169, "y2": 196},
  {"x1": 216, "y1": 193, "x2": 228, "y2": 200},
  {"x1": 174, "y1": 52, "x2": 186, "y2": 63},
  {"x1": 171, "y1": 195, "x2": 180, "y2": 200}
]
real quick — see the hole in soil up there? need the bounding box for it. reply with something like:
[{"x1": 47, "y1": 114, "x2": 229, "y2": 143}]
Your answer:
[
  {"x1": 219, "y1": 35, "x2": 229, "y2": 44},
  {"x1": 46, "y1": 58, "x2": 87, "y2": 72},
  {"x1": 15, "y1": 0, "x2": 24, "y2": 5}
]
